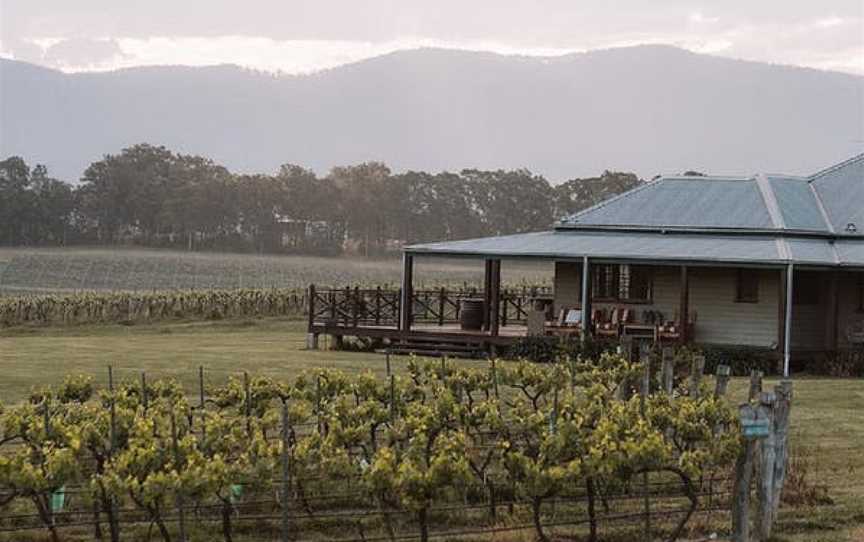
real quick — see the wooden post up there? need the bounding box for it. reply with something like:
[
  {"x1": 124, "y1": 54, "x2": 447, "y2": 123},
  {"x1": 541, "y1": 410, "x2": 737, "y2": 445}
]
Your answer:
[
  {"x1": 581, "y1": 256, "x2": 592, "y2": 338},
  {"x1": 756, "y1": 392, "x2": 778, "y2": 541},
  {"x1": 490, "y1": 260, "x2": 501, "y2": 337},
  {"x1": 198, "y1": 366, "x2": 206, "y2": 441},
  {"x1": 170, "y1": 413, "x2": 188, "y2": 542},
  {"x1": 375, "y1": 286, "x2": 382, "y2": 326},
  {"x1": 661, "y1": 347, "x2": 675, "y2": 394},
  {"x1": 680, "y1": 266, "x2": 690, "y2": 344},
  {"x1": 638, "y1": 344, "x2": 652, "y2": 538},
  {"x1": 714, "y1": 364, "x2": 731, "y2": 398},
  {"x1": 307, "y1": 284, "x2": 316, "y2": 331},
  {"x1": 107, "y1": 367, "x2": 119, "y2": 540},
  {"x1": 389, "y1": 374, "x2": 396, "y2": 420},
  {"x1": 280, "y1": 401, "x2": 291, "y2": 542},
  {"x1": 749, "y1": 370, "x2": 763, "y2": 402},
  {"x1": 141, "y1": 372, "x2": 149, "y2": 412},
  {"x1": 688, "y1": 355, "x2": 705, "y2": 398},
  {"x1": 400, "y1": 254, "x2": 414, "y2": 332},
  {"x1": 438, "y1": 287, "x2": 446, "y2": 327},
  {"x1": 732, "y1": 404, "x2": 758, "y2": 542},
  {"x1": 483, "y1": 259, "x2": 493, "y2": 331},
  {"x1": 772, "y1": 381, "x2": 793, "y2": 516}
]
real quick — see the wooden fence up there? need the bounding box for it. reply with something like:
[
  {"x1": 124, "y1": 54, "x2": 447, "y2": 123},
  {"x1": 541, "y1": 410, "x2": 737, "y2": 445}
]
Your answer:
[{"x1": 308, "y1": 285, "x2": 552, "y2": 328}]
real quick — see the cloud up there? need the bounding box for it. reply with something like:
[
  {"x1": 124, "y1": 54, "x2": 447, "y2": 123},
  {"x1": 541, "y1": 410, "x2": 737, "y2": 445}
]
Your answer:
[
  {"x1": 43, "y1": 37, "x2": 124, "y2": 69},
  {"x1": 2, "y1": 1, "x2": 861, "y2": 75}
]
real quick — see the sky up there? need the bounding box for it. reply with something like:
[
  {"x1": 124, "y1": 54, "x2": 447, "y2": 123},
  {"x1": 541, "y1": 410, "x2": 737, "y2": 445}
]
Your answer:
[{"x1": 1, "y1": 0, "x2": 863, "y2": 75}]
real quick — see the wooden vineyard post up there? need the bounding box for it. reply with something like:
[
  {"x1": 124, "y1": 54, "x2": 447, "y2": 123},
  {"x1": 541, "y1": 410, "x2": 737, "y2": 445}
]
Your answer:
[
  {"x1": 638, "y1": 343, "x2": 652, "y2": 539},
  {"x1": 755, "y1": 392, "x2": 777, "y2": 541},
  {"x1": 281, "y1": 400, "x2": 291, "y2": 542},
  {"x1": 389, "y1": 374, "x2": 396, "y2": 420},
  {"x1": 170, "y1": 412, "x2": 188, "y2": 542},
  {"x1": 661, "y1": 347, "x2": 675, "y2": 394},
  {"x1": 108, "y1": 366, "x2": 119, "y2": 541},
  {"x1": 141, "y1": 372, "x2": 149, "y2": 412},
  {"x1": 714, "y1": 364, "x2": 731, "y2": 398},
  {"x1": 198, "y1": 366, "x2": 206, "y2": 441},
  {"x1": 772, "y1": 381, "x2": 793, "y2": 516},
  {"x1": 688, "y1": 354, "x2": 706, "y2": 398},
  {"x1": 733, "y1": 400, "x2": 768, "y2": 542},
  {"x1": 749, "y1": 370, "x2": 763, "y2": 401}
]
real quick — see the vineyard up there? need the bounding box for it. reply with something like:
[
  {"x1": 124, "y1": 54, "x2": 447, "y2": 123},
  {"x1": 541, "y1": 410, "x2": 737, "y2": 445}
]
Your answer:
[
  {"x1": 0, "y1": 353, "x2": 741, "y2": 542},
  {"x1": 0, "y1": 248, "x2": 550, "y2": 296}
]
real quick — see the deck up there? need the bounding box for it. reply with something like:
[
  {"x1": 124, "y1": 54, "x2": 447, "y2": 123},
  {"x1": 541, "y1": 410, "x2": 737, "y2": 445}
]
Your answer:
[
  {"x1": 306, "y1": 285, "x2": 547, "y2": 352},
  {"x1": 310, "y1": 321, "x2": 529, "y2": 346}
]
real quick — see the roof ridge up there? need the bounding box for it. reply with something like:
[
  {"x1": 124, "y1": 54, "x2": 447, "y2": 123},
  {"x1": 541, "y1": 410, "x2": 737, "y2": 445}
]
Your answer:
[
  {"x1": 808, "y1": 181, "x2": 836, "y2": 234},
  {"x1": 755, "y1": 173, "x2": 786, "y2": 230},
  {"x1": 808, "y1": 152, "x2": 864, "y2": 182}
]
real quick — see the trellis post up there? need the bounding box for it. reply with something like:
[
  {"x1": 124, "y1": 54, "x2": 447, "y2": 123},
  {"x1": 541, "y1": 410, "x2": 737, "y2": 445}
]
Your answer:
[
  {"x1": 280, "y1": 400, "x2": 291, "y2": 542},
  {"x1": 661, "y1": 347, "x2": 675, "y2": 394},
  {"x1": 170, "y1": 412, "x2": 188, "y2": 542}
]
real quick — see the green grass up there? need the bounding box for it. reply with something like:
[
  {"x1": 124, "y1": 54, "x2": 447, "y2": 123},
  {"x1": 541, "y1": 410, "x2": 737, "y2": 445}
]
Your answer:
[{"x1": 1, "y1": 316, "x2": 862, "y2": 541}]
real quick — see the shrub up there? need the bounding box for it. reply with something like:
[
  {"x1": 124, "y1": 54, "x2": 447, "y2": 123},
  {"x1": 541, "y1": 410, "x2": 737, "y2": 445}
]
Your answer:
[
  {"x1": 696, "y1": 345, "x2": 779, "y2": 376},
  {"x1": 504, "y1": 335, "x2": 617, "y2": 363}
]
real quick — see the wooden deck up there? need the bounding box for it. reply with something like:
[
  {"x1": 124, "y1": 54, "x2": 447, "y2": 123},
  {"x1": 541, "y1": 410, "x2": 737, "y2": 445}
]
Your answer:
[{"x1": 309, "y1": 322, "x2": 529, "y2": 347}]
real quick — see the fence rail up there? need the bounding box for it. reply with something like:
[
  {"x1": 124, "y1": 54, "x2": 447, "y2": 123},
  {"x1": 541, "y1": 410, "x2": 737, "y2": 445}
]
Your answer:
[{"x1": 309, "y1": 285, "x2": 553, "y2": 329}]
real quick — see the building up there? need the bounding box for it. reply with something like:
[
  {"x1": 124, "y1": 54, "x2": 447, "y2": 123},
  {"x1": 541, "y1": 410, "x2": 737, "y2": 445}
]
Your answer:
[{"x1": 309, "y1": 154, "x2": 864, "y2": 375}]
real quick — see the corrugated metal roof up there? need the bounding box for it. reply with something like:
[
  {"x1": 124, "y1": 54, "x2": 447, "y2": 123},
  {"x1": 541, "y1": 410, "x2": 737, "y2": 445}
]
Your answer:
[
  {"x1": 810, "y1": 154, "x2": 864, "y2": 235},
  {"x1": 768, "y1": 177, "x2": 830, "y2": 231},
  {"x1": 408, "y1": 230, "x2": 788, "y2": 264},
  {"x1": 784, "y1": 238, "x2": 837, "y2": 265},
  {"x1": 561, "y1": 177, "x2": 775, "y2": 230},
  {"x1": 406, "y1": 154, "x2": 864, "y2": 269},
  {"x1": 835, "y1": 240, "x2": 864, "y2": 266}
]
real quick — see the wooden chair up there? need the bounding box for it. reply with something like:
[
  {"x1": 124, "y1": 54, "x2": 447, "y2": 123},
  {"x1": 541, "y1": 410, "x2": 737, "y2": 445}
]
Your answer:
[
  {"x1": 545, "y1": 307, "x2": 583, "y2": 338},
  {"x1": 595, "y1": 307, "x2": 622, "y2": 338},
  {"x1": 657, "y1": 311, "x2": 697, "y2": 343}
]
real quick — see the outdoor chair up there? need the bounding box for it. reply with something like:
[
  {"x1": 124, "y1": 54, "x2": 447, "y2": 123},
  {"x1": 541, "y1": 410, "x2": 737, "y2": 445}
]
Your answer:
[
  {"x1": 545, "y1": 307, "x2": 583, "y2": 338},
  {"x1": 595, "y1": 307, "x2": 623, "y2": 338},
  {"x1": 656, "y1": 311, "x2": 697, "y2": 343}
]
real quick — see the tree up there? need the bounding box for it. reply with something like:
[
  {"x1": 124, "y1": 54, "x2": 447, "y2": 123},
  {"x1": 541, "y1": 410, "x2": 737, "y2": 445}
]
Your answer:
[
  {"x1": 462, "y1": 169, "x2": 555, "y2": 236},
  {"x1": 328, "y1": 162, "x2": 391, "y2": 255},
  {"x1": 554, "y1": 170, "x2": 641, "y2": 220}
]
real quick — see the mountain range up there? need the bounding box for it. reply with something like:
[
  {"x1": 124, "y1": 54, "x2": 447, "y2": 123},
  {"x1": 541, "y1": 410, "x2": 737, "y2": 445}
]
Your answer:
[{"x1": 1, "y1": 45, "x2": 862, "y2": 182}]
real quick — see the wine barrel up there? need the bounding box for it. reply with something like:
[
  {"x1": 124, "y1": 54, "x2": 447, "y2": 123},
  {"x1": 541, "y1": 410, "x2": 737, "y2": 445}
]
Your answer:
[{"x1": 459, "y1": 298, "x2": 485, "y2": 331}]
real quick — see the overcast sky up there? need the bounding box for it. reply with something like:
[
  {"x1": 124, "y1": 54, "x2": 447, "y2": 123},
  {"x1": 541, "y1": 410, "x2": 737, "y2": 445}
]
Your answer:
[{"x1": 1, "y1": 0, "x2": 862, "y2": 75}]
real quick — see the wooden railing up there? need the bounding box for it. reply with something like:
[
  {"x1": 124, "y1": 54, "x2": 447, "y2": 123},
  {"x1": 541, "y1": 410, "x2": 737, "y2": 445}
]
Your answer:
[{"x1": 308, "y1": 285, "x2": 551, "y2": 329}]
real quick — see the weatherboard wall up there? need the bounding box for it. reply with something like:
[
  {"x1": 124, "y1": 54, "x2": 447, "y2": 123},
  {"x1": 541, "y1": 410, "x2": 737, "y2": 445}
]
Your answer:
[{"x1": 553, "y1": 263, "x2": 782, "y2": 348}]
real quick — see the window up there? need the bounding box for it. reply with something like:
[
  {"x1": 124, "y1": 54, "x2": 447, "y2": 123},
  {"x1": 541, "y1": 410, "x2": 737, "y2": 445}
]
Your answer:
[
  {"x1": 592, "y1": 264, "x2": 652, "y2": 302},
  {"x1": 736, "y1": 269, "x2": 759, "y2": 303},
  {"x1": 593, "y1": 265, "x2": 619, "y2": 300},
  {"x1": 793, "y1": 272, "x2": 820, "y2": 306}
]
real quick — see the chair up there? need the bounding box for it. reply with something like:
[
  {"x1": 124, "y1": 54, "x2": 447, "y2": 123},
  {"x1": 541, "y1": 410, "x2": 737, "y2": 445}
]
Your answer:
[
  {"x1": 545, "y1": 307, "x2": 583, "y2": 338},
  {"x1": 657, "y1": 311, "x2": 697, "y2": 343},
  {"x1": 595, "y1": 307, "x2": 622, "y2": 338}
]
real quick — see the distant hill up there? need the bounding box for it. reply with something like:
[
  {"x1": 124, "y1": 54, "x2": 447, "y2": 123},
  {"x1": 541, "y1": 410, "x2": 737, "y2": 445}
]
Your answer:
[{"x1": 1, "y1": 45, "x2": 862, "y2": 182}]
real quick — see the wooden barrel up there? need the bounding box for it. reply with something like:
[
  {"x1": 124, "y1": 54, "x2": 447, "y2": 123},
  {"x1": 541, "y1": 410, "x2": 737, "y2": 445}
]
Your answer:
[{"x1": 459, "y1": 298, "x2": 485, "y2": 331}]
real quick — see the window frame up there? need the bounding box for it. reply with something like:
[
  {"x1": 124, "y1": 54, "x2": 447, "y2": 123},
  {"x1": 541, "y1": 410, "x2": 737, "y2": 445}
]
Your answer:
[
  {"x1": 735, "y1": 269, "x2": 760, "y2": 304},
  {"x1": 591, "y1": 264, "x2": 653, "y2": 304}
]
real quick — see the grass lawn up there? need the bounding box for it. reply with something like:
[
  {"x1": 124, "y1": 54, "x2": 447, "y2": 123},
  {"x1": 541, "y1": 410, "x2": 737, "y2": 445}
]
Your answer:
[{"x1": 1, "y1": 316, "x2": 862, "y2": 541}]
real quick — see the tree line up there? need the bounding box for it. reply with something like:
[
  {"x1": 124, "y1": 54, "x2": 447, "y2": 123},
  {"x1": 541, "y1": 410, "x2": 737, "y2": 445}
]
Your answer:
[{"x1": 0, "y1": 144, "x2": 641, "y2": 255}]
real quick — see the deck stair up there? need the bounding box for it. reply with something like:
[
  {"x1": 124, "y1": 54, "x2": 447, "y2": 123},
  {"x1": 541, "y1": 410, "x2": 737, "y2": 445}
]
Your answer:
[{"x1": 382, "y1": 336, "x2": 487, "y2": 358}]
